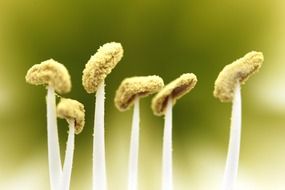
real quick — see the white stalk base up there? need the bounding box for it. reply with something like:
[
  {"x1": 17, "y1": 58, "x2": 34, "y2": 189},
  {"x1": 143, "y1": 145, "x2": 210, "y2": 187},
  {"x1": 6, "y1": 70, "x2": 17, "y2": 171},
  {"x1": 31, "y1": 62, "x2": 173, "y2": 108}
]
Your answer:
[
  {"x1": 128, "y1": 98, "x2": 140, "y2": 190},
  {"x1": 60, "y1": 121, "x2": 75, "y2": 190},
  {"x1": 46, "y1": 86, "x2": 62, "y2": 190},
  {"x1": 222, "y1": 82, "x2": 242, "y2": 190},
  {"x1": 93, "y1": 81, "x2": 107, "y2": 190},
  {"x1": 162, "y1": 98, "x2": 173, "y2": 190}
]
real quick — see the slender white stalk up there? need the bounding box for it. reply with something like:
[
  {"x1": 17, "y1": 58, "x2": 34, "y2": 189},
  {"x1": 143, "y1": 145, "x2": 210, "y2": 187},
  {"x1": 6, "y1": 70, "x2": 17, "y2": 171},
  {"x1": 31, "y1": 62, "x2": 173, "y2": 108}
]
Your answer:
[
  {"x1": 162, "y1": 98, "x2": 173, "y2": 190},
  {"x1": 93, "y1": 81, "x2": 107, "y2": 190},
  {"x1": 46, "y1": 86, "x2": 62, "y2": 190},
  {"x1": 128, "y1": 98, "x2": 140, "y2": 190},
  {"x1": 61, "y1": 120, "x2": 75, "y2": 190},
  {"x1": 222, "y1": 82, "x2": 242, "y2": 190}
]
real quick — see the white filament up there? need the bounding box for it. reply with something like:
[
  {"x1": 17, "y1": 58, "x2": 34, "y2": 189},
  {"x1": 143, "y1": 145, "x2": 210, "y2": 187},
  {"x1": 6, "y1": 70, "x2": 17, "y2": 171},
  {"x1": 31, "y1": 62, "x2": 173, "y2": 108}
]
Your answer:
[
  {"x1": 60, "y1": 121, "x2": 75, "y2": 190},
  {"x1": 93, "y1": 81, "x2": 107, "y2": 190},
  {"x1": 222, "y1": 82, "x2": 242, "y2": 190},
  {"x1": 46, "y1": 86, "x2": 62, "y2": 190},
  {"x1": 162, "y1": 98, "x2": 173, "y2": 190},
  {"x1": 128, "y1": 98, "x2": 140, "y2": 190}
]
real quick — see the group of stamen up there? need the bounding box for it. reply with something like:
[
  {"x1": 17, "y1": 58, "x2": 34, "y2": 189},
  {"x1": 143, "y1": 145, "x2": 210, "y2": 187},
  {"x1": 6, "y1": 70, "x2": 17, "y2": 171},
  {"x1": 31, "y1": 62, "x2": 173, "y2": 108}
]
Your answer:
[{"x1": 25, "y1": 42, "x2": 264, "y2": 190}]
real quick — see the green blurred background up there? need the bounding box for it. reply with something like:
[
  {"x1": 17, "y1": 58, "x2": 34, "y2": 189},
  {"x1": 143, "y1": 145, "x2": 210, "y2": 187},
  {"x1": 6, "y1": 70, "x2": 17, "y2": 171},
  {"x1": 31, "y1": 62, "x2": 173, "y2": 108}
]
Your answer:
[{"x1": 1, "y1": 0, "x2": 285, "y2": 189}]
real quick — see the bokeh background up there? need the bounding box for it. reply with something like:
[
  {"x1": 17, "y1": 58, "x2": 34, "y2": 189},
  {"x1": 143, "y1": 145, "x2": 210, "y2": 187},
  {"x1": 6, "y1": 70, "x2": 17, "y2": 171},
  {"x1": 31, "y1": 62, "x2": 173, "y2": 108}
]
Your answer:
[{"x1": 1, "y1": 0, "x2": 285, "y2": 190}]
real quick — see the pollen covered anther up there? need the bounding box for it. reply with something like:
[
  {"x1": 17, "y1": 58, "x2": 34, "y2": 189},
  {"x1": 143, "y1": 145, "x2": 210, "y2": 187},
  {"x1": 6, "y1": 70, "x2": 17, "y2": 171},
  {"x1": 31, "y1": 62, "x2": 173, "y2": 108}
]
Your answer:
[
  {"x1": 151, "y1": 73, "x2": 197, "y2": 116},
  {"x1": 57, "y1": 98, "x2": 85, "y2": 134},
  {"x1": 114, "y1": 75, "x2": 164, "y2": 111},
  {"x1": 82, "y1": 42, "x2": 124, "y2": 93},
  {"x1": 25, "y1": 59, "x2": 71, "y2": 94},
  {"x1": 214, "y1": 51, "x2": 264, "y2": 102}
]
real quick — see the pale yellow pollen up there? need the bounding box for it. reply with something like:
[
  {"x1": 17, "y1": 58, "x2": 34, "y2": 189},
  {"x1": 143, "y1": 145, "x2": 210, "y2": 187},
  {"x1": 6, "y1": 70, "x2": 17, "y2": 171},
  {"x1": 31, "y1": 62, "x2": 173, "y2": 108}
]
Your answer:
[
  {"x1": 151, "y1": 73, "x2": 197, "y2": 116},
  {"x1": 57, "y1": 98, "x2": 85, "y2": 134},
  {"x1": 213, "y1": 51, "x2": 264, "y2": 102},
  {"x1": 82, "y1": 42, "x2": 124, "y2": 93},
  {"x1": 25, "y1": 59, "x2": 71, "y2": 94},
  {"x1": 114, "y1": 75, "x2": 164, "y2": 111}
]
